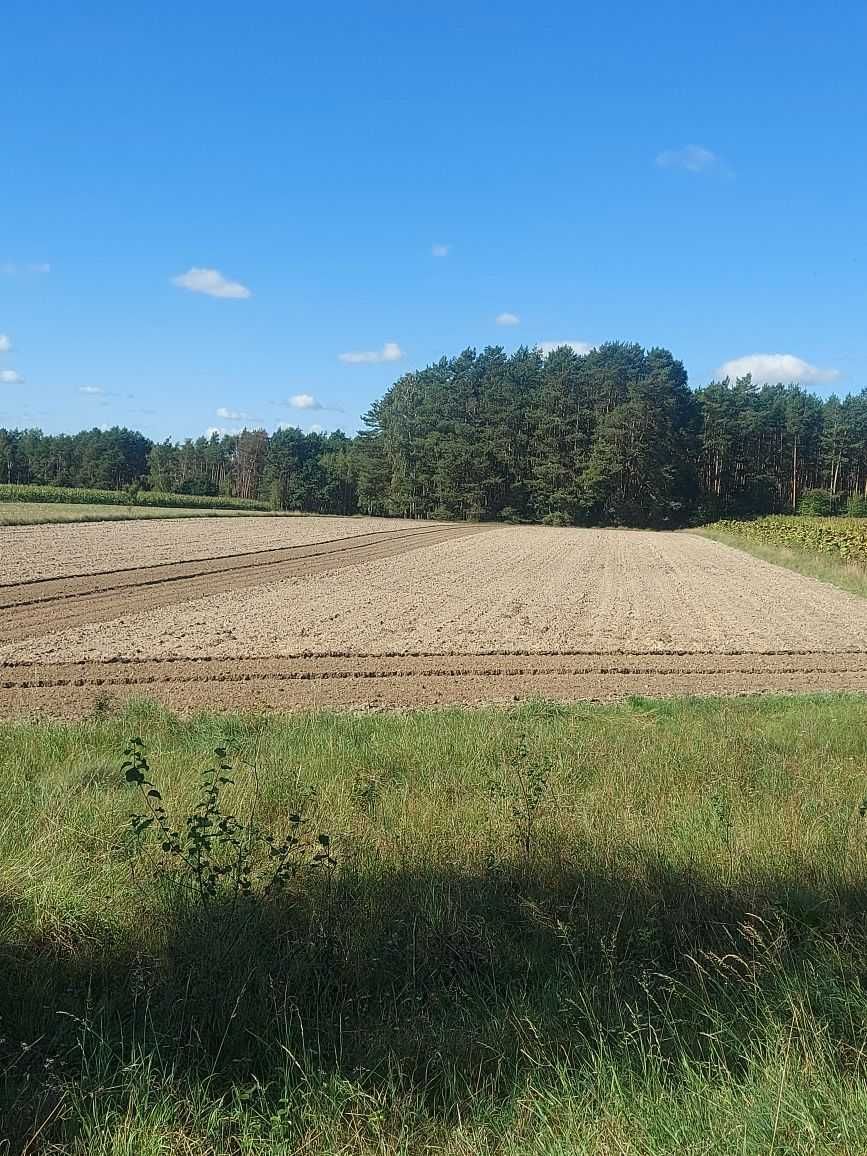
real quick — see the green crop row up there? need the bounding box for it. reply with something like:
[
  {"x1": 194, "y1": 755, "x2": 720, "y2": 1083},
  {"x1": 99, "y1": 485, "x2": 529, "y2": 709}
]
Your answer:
[
  {"x1": 714, "y1": 514, "x2": 867, "y2": 565},
  {"x1": 0, "y1": 483, "x2": 270, "y2": 512}
]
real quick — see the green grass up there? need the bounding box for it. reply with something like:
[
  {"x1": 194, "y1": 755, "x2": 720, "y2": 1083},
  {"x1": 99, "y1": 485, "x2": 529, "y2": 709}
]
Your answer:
[
  {"x1": 0, "y1": 501, "x2": 289, "y2": 526},
  {"x1": 3, "y1": 694, "x2": 867, "y2": 1153},
  {"x1": 695, "y1": 523, "x2": 867, "y2": 599}
]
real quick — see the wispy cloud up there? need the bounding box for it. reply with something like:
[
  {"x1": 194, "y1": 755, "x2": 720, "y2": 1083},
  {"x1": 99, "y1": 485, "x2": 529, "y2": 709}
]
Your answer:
[
  {"x1": 0, "y1": 335, "x2": 11, "y2": 353},
  {"x1": 0, "y1": 369, "x2": 23, "y2": 384},
  {"x1": 537, "y1": 341, "x2": 594, "y2": 357},
  {"x1": 655, "y1": 145, "x2": 729, "y2": 175},
  {"x1": 431, "y1": 243, "x2": 451, "y2": 257},
  {"x1": 172, "y1": 267, "x2": 252, "y2": 299},
  {"x1": 0, "y1": 261, "x2": 50, "y2": 275},
  {"x1": 496, "y1": 312, "x2": 520, "y2": 326},
  {"x1": 216, "y1": 405, "x2": 250, "y2": 420},
  {"x1": 79, "y1": 385, "x2": 104, "y2": 395},
  {"x1": 716, "y1": 353, "x2": 840, "y2": 386},
  {"x1": 206, "y1": 425, "x2": 246, "y2": 438},
  {"x1": 338, "y1": 341, "x2": 403, "y2": 365}
]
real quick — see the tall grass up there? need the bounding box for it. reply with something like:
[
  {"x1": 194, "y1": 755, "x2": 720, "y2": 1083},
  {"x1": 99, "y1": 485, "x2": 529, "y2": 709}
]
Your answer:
[{"x1": 3, "y1": 695, "x2": 867, "y2": 1152}]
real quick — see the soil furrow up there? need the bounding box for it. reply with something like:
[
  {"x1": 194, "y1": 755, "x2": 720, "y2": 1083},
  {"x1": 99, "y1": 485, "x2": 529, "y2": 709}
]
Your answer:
[
  {"x1": 0, "y1": 524, "x2": 472, "y2": 608},
  {"x1": 5, "y1": 521, "x2": 867, "y2": 715},
  {"x1": 3, "y1": 660, "x2": 867, "y2": 717},
  {"x1": 2, "y1": 650, "x2": 867, "y2": 716},
  {"x1": 0, "y1": 524, "x2": 488, "y2": 643}
]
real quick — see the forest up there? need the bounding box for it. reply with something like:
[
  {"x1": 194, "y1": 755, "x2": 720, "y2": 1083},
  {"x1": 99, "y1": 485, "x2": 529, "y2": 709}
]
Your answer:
[{"x1": 3, "y1": 342, "x2": 866, "y2": 527}]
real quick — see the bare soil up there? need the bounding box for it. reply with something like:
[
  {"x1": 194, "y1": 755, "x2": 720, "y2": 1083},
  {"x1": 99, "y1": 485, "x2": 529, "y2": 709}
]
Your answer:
[
  {"x1": 2, "y1": 523, "x2": 867, "y2": 716},
  {"x1": 0, "y1": 523, "x2": 485, "y2": 644},
  {"x1": 3, "y1": 650, "x2": 867, "y2": 718},
  {"x1": 0, "y1": 514, "x2": 426, "y2": 584}
]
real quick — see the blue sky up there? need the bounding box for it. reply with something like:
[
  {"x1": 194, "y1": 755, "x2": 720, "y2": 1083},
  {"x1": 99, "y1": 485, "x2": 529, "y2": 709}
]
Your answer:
[{"x1": 2, "y1": 1, "x2": 866, "y2": 440}]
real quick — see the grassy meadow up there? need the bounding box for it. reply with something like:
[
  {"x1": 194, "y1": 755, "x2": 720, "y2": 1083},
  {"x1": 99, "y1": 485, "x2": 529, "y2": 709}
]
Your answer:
[{"x1": 3, "y1": 694, "x2": 867, "y2": 1152}]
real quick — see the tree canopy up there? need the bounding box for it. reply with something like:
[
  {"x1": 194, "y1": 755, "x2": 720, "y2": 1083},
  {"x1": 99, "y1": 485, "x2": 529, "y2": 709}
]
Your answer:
[{"x1": 3, "y1": 342, "x2": 866, "y2": 526}]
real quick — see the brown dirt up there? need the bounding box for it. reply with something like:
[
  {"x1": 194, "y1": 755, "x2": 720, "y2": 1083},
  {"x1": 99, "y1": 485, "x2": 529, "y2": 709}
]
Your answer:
[
  {"x1": 0, "y1": 514, "x2": 427, "y2": 584},
  {"x1": 3, "y1": 651, "x2": 867, "y2": 718},
  {"x1": 2, "y1": 524, "x2": 867, "y2": 717},
  {"x1": 0, "y1": 523, "x2": 488, "y2": 643}
]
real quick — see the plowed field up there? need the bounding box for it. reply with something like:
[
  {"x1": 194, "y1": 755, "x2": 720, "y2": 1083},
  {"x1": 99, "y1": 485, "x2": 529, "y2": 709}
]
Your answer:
[{"x1": 2, "y1": 519, "x2": 866, "y2": 716}]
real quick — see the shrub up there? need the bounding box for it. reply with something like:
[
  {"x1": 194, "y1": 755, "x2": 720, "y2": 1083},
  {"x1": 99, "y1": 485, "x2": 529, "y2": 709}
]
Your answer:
[
  {"x1": 497, "y1": 506, "x2": 526, "y2": 524},
  {"x1": 174, "y1": 477, "x2": 219, "y2": 497},
  {"x1": 798, "y1": 489, "x2": 843, "y2": 516},
  {"x1": 847, "y1": 494, "x2": 867, "y2": 518},
  {"x1": 541, "y1": 510, "x2": 571, "y2": 527},
  {"x1": 429, "y1": 504, "x2": 458, "y2": 522},
  {"x1": 123, "y1": 738, "x2": 335, "y2": 909}
]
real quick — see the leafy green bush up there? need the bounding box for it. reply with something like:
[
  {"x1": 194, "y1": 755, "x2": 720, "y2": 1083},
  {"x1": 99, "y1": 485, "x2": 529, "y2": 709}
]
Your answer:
[
  {"x1": 497, "y1": 506, "x2": 527, "y2": 524},
  {"x1": 847, "y1": 494, "x2": 867, "y2": 517},
  {"x1": 541, "y1": 510, "x2": 571, "y2": 527},
  {"x1": 429, "y1": 504, "x2": 458, "y2": 521},
  {"x1": 0, "y1": 482, "x2": 269, "y2": 511},
  {"x1": 797, "y1": 489, "x2": 843, "y2": 516},
  {"x1": 174, "y1": 477, "x2": 219, "y2": 497},
  {"x1": 123, "y1": 738, "x2": 335, "y2": 909}
]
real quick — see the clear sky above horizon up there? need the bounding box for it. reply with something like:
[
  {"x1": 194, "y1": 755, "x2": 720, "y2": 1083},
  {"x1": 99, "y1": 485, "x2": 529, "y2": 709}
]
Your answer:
[{"x1": 2, "y1": 1, "x2": 866, "y2": 441}]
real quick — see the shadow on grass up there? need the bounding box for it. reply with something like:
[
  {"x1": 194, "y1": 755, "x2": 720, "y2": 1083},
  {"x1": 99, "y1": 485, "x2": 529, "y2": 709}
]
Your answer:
[{"x1": 2, "y1": 856, "x2": 867, "y2": 1147}]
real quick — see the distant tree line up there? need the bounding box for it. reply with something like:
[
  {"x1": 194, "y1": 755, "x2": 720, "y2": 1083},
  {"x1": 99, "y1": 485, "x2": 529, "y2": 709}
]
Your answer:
[{"x1": 3, "y1": 342, "x2": 867, "y2": 526}]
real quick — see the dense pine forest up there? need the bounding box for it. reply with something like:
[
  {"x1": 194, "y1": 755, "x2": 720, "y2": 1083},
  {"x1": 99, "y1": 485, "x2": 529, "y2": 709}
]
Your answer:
[{"x1": 3, "y1": 342, "x2": 867, "y2": 526}]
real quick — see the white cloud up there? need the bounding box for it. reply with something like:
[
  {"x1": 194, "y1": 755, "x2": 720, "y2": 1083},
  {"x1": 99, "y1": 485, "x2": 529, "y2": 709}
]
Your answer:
[
  {"x1": 206, "y1": 425, "x2": 246, "y2": 437},
  {"x1": 216, "y1": 405, "x2": 250, "y2": 420},
  {"x1": 716, "y1": 353, "x2": 841, "y2": 386},
  {"x1": 432, "y1": 243, "x2": 451, "y2": 257},
  {"x1": 171, "y1": 267, "x2": 252, "y2": 299},
  {"x1": 0, "y1": 369, "x2": 22, "y2": 384},
  {"x1": 496, "y1": 312, "x2": 520, "y2": 326},
  {"x1": 537, "y1": 341, "x2": 594, "y2": 357},
  {"x1": 307, "y1": 423, "x2": 324, "y2": 434},
  {"x1": 79, "y1": 385, "x2": 104, "y2": 395},
  {"x1": 655, "y1": 145, "x2": 727, "y2": 174},
  {"x1": 288, "y1": 392, "x2": 323, "y2": 410},
  {"x1": 0, "y1": 334, "x2": 11, "y2": 353},
  {"x1": 338, "y1": 341, "x2": 403, "y2": 364}
]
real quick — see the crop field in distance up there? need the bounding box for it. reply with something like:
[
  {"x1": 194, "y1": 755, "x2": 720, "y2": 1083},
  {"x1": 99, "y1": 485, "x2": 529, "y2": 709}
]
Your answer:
[
  {"x1": 0, "y1": 501, "x2": 295, "y2": 526},
  {"x1": 2, "y1": 513, "x2": 867, "y2": 717}
]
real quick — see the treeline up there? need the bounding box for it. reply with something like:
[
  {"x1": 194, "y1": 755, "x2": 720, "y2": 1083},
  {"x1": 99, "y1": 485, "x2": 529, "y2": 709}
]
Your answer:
[
  {"x1": 2, "y1": 342, "x2": 866, "y2": 526},
  {"x1": 0, "y1": 426, "x2": 358, "y2": 516},
  {"x1": 363, "y1": 343, "x2": 867, "y2": 525}
]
